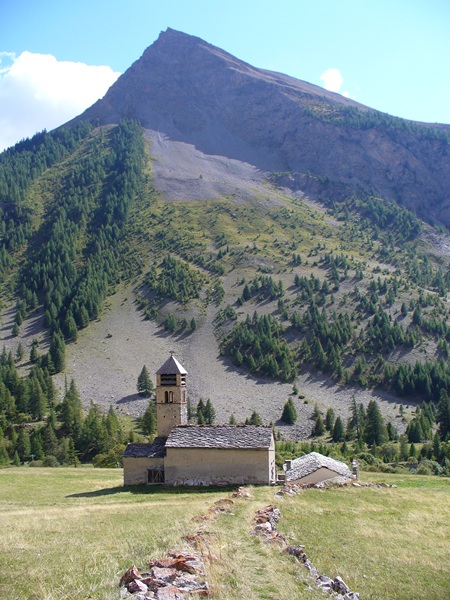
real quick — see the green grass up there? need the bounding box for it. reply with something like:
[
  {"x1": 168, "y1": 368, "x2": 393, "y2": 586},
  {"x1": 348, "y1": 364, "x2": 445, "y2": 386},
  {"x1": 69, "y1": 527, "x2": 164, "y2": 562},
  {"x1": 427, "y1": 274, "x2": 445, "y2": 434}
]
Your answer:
[{"x1": 0, "y1": 468, "x2": 448, "y2": 599}]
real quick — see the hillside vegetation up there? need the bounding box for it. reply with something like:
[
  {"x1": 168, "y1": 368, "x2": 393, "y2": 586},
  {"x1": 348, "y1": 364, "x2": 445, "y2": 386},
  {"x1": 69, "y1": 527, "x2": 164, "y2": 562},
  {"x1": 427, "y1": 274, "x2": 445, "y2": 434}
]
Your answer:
[
  {"x1": 0, "y1": 467, "x2": 448, "y2": 599},
  {"x1": 1, "y1": 121, "x2": 450, "y2": 468}
]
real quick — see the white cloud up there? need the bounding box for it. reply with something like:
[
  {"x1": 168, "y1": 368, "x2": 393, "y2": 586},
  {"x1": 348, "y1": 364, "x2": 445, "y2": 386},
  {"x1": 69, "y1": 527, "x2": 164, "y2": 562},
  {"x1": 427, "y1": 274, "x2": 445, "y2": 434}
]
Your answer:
[
  {"x1": 320, "y1": 68, "x2": 344, "y2": 93},
  {"x1": 319, "y1": 67, "x2": 355, "y2": 99},
  {"x1": 0, "y1": 51, "x2": 121, "y2": 151}
]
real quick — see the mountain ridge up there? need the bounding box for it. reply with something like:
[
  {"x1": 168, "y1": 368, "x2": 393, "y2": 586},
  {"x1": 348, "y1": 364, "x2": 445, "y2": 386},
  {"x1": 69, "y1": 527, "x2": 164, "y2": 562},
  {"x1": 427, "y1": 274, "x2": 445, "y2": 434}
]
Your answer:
[{"x1": 69, "y1": 28, "x2": 450, "y2": 227}]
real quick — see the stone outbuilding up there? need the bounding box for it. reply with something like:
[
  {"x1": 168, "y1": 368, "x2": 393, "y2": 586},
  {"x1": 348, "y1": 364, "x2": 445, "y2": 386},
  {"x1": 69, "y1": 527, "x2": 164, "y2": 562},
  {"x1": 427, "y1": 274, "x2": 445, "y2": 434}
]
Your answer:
[
  {"x1": 123, "y1": 355, "x2": 276, "y2": 486},
  {"x1": 283, "y1": 452, "x2": 355, "y2": 485}
]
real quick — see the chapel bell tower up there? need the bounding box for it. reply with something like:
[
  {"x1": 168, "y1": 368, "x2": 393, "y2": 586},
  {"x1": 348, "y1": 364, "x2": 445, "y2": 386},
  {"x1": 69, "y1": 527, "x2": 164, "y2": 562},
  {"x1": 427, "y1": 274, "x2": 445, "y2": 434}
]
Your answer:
[{"x1": 156, "y1": 353, "x2": 188, "y2": 437}]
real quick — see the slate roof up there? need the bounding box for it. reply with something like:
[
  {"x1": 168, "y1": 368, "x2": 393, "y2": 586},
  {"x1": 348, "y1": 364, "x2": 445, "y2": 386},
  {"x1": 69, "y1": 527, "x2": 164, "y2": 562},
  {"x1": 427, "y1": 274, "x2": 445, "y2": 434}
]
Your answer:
[
  {"x1": 284, "y1": 452, "x2": 354, "y2": 482},
  {"x1": 123, "y1": 437, "x2": 167, "y2": 458},
  {"x1": 166, "y1": 425, "x2": 273, "y2": 449},
  {"x1": 156, "y1": 355, "x2": 187, "y2": 375}
]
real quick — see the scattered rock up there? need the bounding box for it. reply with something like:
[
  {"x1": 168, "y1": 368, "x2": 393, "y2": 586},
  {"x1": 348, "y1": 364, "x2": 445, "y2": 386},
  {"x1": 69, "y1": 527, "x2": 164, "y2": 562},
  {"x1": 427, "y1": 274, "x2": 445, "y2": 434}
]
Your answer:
[
  {"x1": 120, "y1": 565, "x2": 141, "y2": 587},
  {"x1": 231, "y1": 487, "x2": 252, "y2": 499},
  {"x1": 128, "y1": 579, "x2": 148, "y2": 594}
]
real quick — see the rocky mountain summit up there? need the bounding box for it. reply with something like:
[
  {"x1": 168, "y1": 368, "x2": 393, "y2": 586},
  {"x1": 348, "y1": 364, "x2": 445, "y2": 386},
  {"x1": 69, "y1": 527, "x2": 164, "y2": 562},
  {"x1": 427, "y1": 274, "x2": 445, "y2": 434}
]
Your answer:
[{"x1": 73, "y1": 28, "x2": 450, "y2": 226}]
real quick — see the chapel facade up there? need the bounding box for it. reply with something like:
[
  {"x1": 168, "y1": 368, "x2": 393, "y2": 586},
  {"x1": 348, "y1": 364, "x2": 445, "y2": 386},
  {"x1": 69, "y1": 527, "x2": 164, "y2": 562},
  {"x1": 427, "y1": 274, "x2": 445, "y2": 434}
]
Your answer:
[{"x1": 123, "y1": 354, "x2": 276, "y2": 486}]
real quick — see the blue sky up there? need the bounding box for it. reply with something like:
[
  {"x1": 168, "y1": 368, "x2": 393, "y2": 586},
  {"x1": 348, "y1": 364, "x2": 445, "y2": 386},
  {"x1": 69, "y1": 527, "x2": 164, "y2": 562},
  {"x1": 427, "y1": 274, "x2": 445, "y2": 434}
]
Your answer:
[{"x1": 1, "y1": 0, "x2": 449, "y2": 150}]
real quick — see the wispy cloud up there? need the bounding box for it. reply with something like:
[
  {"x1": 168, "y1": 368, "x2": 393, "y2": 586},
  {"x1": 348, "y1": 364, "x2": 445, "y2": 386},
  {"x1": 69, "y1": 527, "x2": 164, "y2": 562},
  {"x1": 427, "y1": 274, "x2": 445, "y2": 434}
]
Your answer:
[
  {"x1": 319, "y1": 67, "x2": 352, "y2": 98},
  {"x1": 0, "y1": 51, "x2": 120, "y2": 151}
]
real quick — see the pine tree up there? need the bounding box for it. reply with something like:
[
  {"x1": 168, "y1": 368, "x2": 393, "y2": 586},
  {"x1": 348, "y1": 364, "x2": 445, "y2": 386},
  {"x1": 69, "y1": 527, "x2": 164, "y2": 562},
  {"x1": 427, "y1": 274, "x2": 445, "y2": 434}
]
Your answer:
[
  {"x1": 137, "y1": 366, "x2": 154, "y2": 397},
  {"x1": 229, "y1": 414, "x2": 237, "y2": 425},
  {"x1": 281, "y1": 398, "x2": 297, "y2": 424},
  {"x1": 197, "y1": 399, "x2": 206, "y2": 424},
  {"x1": 436, "y1": 389, "x2": 450, "y2": 440},
  {"x1": 364, "y1": 400, "x2": 388, "y2": 446},
  {"x1": 30, "y1": 340, "x2": 39, "y2": 364},
  {"x1": 204, "y1": 399, "x2": 216, "y2": 425},
  {"x1": 249, "y1": 411, "x2": 262, "y2": 426},
  {"x1": 325, "y1": 407, "x2": 335, "y2": 431},
  {"x1": 61, "y1": 379, "x2": 83, "y2": 441},
  {"x1": 15, "y1": 342, "x2": 24, "y2": 363},
  {"x1": 49, "y1": 332, "x2": 65, "y2": 374},
  {"x1": 16, "y1": 428, "x2": 31, "y2": 462},
  {"x1": 242, "y1": 283, "x2": 251, "y2": 301},
  {"x1": 332, "y1": 416, "x2": 345, "y2": 442},
  {"x1": 386, "y1": 421, "x2": 398, "y2": 441},
  {"x1": 395, "y1": 435, "x2": 406, "y2": 461},
  {"x1": 313, "y1": 414, "x2": 326, "y2": 437},
  {"x1": 68, "y1": 438, "x2": 80, "y2": 467},
  {"x1": 31, "y1": 433, "x2": 44, "y2": 461},
  {"x1": 141, "y1": 401, "x2": 157, "y2": 436}
]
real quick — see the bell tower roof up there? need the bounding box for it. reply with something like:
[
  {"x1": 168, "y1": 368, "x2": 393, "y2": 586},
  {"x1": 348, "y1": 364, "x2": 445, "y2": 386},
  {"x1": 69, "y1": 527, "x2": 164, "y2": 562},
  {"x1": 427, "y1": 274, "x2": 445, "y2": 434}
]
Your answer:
[{"x1": 156, "y1": 354, "x2": 187, "y2": 375}]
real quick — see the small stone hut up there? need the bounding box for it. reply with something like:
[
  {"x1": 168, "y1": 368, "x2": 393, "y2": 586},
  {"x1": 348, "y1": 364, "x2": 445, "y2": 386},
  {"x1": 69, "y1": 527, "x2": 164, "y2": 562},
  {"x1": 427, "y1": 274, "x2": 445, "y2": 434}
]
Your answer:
[
  {"x1": 283, "y1": 452, "x2": 355, "y2": 485},
  {"x1": 123, "y1": 355, "x2": 276, "y2": 486}
]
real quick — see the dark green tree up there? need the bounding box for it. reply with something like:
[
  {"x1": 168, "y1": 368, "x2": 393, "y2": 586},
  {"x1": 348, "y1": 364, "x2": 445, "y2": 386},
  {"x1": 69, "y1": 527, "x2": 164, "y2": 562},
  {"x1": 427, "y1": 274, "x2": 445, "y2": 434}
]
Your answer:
[
  {"x1": 60, "y1": 379, "x2": 83, "y2": 441},
  {"x1": 204, "y1": 399, "x2": 216, "y2": 425},
  {"x1": 325, "y1": 407, "x2": 335, "y2": 431},
  {"x1": 387, "y1": 421, "x2": 398, "y2": 441},
  {"x1": 437, "y1": 389, "x2": 450, "y2": 440},
  {"x1": 49, "y1": 332, "x2": 65, "y2": 374},
  {"x1": 281, "y1": 398, "x2": 297, "y2": 424},
  {"x1": 15, "y1": 342, "x2": 24, "y2": 363},
  {"x1": 30, "y1": 340, "x2": 39, "y2": 364},
  {"x1": 248, "y1": 411, "x2": 262, "y2": 426},
  {"x1": 332, "y1": 416, "x2": 345, "y2": 442},
  {"x1": 197, "y1": 399, "x2": 206, "y2": 424},
  {"x1": 16, "y1": 428, "x2": 31, "y2": 462},
  {"x1": 313, "y1": 414, "x2": 326, "y2": 437},
  {"x1": 141, "y1": 401, "x2": 157, "y2": 436},
  {"x1": 137, "y1": 366, "x2": 154, "y2": 397},
  {"x1": 364, "y1": 400, "x2": 388, "y2": 446}
]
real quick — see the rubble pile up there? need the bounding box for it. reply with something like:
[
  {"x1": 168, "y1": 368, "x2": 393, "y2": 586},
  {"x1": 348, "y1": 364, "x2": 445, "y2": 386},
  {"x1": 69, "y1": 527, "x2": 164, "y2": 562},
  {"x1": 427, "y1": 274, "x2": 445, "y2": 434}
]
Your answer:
[
  {"x1": 119, "y1": 551, "x2": 209, "y2": 599},
  {"x1": 253, "y1": 505, "x2": 288, "y2": 545},
  {"x1": 192, "y1": 496, "x2": 236, "y2": 523},
  {"x1": 231, "y1": 486, "x2": 253, "y2": 499},
  {"x1": 276, "y1": 479, "x2": 397, "y2": 498},
  {"x1": 254, "y1": 506, "x2": 360, "y2": 599}
]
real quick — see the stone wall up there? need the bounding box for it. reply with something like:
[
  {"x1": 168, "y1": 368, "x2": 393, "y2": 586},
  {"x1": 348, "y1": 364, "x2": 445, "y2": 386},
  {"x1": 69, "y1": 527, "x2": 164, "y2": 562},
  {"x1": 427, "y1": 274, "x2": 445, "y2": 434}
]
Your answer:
[
  {"x1": 165, "y1": 447, "x2": 274, "y2": 486},
  {"x1": 123, "y1": 456, "x2": 165, "y2": 486}
]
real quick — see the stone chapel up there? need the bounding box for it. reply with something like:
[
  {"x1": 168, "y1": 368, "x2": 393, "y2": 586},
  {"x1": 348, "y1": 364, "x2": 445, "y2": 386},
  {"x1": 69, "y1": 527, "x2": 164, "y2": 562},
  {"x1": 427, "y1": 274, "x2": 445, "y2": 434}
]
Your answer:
[{"x1": 123, "y1": 354, "x2": 276, "y2": 486}]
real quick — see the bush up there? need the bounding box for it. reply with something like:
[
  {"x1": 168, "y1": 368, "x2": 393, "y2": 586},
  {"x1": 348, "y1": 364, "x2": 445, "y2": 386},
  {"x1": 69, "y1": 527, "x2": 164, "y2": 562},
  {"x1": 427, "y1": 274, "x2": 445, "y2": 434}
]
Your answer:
[
  {"x1": 417, "y1": 459, "x2": 443, "y2": 476},
  {"x1": 379, "y1": 464, "x2": 396, "y2": 473},
  {"x1": 355, "y1": 452, "x2": 379, "y2": 466},
  {"x1": 42, "y1": 455, "x2": 60, "y2": 467}
]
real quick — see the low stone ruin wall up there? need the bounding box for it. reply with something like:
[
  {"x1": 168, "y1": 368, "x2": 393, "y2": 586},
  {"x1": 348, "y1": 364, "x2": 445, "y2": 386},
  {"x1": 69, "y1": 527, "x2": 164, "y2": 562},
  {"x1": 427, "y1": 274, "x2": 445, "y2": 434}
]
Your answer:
[{"x1": 254, "y1": 505, "x2": 360, "y2": 599}]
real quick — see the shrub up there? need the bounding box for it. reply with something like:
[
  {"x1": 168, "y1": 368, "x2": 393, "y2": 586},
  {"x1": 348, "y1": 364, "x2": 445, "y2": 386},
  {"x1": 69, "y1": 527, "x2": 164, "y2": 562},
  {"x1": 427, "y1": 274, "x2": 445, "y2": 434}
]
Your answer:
[
  {"x1": 355, "y1": 451, "x2": 379, "y2": 466},
  {"x1": 417, "y1": 459, "x2": 443, "y2": 476},
  {"x1": 42, "y1": 455, "x2": 60, "y2": 467}
]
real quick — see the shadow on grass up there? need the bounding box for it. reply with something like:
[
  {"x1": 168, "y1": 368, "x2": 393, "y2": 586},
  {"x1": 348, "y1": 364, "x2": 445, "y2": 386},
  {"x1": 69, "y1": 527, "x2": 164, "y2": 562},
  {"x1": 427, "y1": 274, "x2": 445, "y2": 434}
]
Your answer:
[{"x1": 67, "y1": 484, "x2": 238, "y2": 498}]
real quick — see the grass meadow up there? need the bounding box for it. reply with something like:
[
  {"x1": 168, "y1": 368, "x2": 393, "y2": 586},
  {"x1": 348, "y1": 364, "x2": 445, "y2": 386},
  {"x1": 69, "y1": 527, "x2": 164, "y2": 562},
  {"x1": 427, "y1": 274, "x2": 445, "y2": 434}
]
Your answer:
[{"x1": 0, "y1": 468, "x2": 448, "y2": 599}]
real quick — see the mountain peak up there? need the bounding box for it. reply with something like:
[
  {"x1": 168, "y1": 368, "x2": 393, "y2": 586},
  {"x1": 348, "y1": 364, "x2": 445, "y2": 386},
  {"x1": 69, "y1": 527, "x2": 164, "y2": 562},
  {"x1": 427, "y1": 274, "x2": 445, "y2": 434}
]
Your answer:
[{"x1": 70, "y1": 30, "x2": 450, "y2": 225}]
